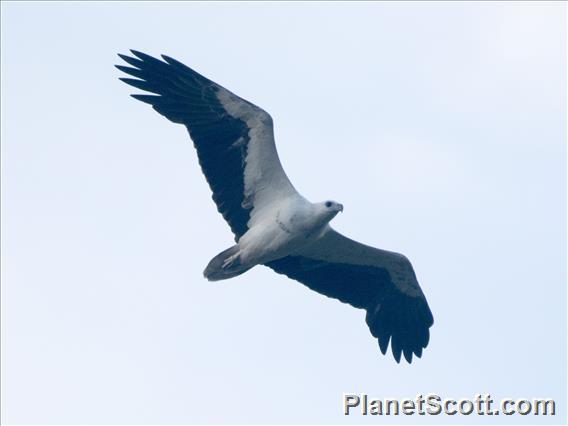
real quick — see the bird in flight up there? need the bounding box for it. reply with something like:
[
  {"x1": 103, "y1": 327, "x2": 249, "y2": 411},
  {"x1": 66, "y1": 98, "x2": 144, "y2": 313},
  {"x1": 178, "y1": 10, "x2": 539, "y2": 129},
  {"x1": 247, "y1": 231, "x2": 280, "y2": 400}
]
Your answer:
[{"x1": 117, "y1": 50, "x2": 434, "y2": 363}]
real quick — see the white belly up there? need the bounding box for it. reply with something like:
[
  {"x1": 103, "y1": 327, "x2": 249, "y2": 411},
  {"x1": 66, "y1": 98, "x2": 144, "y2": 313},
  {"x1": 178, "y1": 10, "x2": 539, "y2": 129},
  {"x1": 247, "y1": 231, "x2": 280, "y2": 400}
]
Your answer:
[{"x1": 237, "y1": 197, "x2": 326, "y2": 266}]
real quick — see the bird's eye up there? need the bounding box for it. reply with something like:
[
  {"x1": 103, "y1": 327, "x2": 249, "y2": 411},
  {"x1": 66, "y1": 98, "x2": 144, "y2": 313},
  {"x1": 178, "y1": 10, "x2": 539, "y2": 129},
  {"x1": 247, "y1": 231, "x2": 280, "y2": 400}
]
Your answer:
[{"x1": 325, "y1": 201, "x2": 332, "y2": 208}]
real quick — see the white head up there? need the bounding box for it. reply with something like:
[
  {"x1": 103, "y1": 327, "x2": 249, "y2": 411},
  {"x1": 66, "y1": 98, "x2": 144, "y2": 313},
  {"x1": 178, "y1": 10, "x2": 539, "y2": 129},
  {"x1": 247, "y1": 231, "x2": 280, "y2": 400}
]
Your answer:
[{"x1": 315, "y1": 200, "x2": 344, "y2": 223}]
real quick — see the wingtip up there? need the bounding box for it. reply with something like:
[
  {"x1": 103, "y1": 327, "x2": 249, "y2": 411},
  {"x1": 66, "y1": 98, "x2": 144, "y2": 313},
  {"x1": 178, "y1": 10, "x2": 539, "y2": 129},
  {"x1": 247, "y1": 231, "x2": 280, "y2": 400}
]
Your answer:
[
  {"x1": 130, "y1": 94, "x2": 159, "y2": 105},
  {"x1": 115, "y1": 64, "x2": 131, "y2": 73},
  {"x1": 423, "y1": 328, "x2": 430, "y2": 348},
  {"x1": 130, "y1": 49, "x2": 161, "y2": 63},
  {"x1": 130, "y1": 49, "x2": 144, "y2": 58},
  {"x1": 117, "y1": 53, "x2": 132, "y2": 62},
  {"x1": 391, "y1": 338, "x2": 403, "y2": 363},
  {"x1": 160, "y1": 54, "x2": 182, "y2": 67},
  {"x1": 378, "y1": 337, "x2": 389, "y2": 355},
  {"x1": 118, "y1": 77, "x2": 128, "y2": 82}
]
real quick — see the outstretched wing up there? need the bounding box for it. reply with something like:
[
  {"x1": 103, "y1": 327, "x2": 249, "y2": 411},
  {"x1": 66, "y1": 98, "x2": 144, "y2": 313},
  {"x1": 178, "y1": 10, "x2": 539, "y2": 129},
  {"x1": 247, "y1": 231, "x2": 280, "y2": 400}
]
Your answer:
[
  {"x1": 266, "y1": 228, "x2": 434, "y2": 363},
  {"x1": 117, "y1": 51, "x2": 297, "y2": 239}
]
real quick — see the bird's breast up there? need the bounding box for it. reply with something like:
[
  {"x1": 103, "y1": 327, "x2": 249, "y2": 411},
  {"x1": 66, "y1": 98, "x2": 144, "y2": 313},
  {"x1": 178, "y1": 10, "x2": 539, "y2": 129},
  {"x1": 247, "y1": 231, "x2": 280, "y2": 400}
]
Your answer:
[{"x1": 238, "y1": 198, "x2": 324, "y2": 265}]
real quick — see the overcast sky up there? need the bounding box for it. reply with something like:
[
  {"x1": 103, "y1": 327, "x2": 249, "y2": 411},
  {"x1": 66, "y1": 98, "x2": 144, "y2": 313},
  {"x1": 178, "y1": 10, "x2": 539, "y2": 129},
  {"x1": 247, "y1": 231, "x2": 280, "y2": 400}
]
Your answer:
[{"x1": 2, "y1": 1, "x2": 566, "y2": 425}]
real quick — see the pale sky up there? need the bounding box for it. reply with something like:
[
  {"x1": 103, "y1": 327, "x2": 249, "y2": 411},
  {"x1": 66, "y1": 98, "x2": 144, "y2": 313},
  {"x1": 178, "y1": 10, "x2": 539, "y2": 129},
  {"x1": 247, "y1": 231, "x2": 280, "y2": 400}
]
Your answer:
[{"x1": 1, "y1": 2, "x2": 566, "y2": 425}]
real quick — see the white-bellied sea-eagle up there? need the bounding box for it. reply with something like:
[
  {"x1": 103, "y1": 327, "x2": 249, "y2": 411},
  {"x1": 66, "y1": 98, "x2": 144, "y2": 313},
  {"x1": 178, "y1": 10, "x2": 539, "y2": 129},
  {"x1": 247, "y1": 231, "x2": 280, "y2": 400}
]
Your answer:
[{"x1": 117, "y1": 50, "x2": 434, "y2": 363}]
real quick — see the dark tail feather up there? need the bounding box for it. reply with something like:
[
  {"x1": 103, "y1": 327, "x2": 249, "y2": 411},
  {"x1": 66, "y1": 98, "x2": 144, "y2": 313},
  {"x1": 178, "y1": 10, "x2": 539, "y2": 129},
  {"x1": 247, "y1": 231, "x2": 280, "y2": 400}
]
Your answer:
[{"x1": 203, "y1": 245, "x2": 251, "y2": 281}]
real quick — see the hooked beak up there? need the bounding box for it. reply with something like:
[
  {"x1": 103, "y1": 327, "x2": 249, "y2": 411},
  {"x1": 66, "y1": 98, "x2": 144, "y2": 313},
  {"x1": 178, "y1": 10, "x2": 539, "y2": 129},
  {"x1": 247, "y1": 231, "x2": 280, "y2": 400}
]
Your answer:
[{"x1": 338, "y1": 204, "x2": 344, "y2": 212}]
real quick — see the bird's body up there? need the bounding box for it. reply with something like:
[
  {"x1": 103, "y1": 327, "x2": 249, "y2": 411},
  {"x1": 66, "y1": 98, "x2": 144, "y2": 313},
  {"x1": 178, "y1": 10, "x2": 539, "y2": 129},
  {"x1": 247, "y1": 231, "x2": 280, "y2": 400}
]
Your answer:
[
  {"x1": 117, "y1": 50, "x2": 434, "y2": 363},
  {"x1": 207, "y1": 197, "x2": 343, "y2": 280}
]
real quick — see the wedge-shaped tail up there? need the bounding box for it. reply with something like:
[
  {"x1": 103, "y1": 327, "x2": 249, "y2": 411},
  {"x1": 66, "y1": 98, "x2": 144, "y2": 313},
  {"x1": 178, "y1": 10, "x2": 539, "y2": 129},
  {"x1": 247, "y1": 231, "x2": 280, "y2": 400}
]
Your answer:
[{"x1": 203, "y1": 245, "x2": 251, "y2": 281}]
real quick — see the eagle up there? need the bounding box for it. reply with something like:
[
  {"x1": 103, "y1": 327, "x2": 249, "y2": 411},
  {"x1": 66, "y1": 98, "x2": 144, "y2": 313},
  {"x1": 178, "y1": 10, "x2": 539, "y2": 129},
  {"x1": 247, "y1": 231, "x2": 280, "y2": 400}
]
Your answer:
[{"x1": 117, "y1": 50, "x2": 434, "y2": 363}]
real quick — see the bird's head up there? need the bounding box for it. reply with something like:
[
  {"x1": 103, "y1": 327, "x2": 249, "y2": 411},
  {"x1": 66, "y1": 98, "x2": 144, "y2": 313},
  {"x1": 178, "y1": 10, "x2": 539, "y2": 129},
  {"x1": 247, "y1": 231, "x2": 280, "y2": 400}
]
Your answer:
[{"x1": 317, "y1": 200, "x2": 344, "y2": 222}]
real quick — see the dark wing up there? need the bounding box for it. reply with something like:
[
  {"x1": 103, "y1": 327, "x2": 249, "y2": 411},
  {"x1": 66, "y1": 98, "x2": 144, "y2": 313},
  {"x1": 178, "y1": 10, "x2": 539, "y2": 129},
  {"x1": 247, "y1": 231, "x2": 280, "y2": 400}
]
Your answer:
[
  {"x1": 116, "y1": 50, "x2": 297, "y2": 239},
  {"x1": 266, "y1": 228, "x2": 434, "y2": 363}
]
